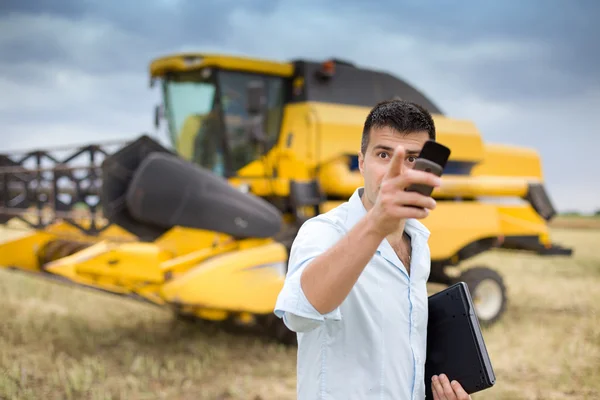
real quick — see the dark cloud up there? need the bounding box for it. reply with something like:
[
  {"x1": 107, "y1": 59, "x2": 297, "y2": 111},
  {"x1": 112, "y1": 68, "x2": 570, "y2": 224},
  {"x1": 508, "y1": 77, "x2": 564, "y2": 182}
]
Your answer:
[
  {"x1": 0, "y1": 0, "x2": 86, "y2": 18},
  {"x1": 323, "y1": 0, "x2": 600, "y2": 47},
  {"x1": 316, "y1": 0, "x2": 600, "y2": 100},
  {"x1": 6, "y1": 0, "x2": 280, "y2": 46},
  {"x1": 0, "y1": 0, "x2": 280, "y2": 74},
  {"x1": 0, "y1": 13, "x2": 152, "y2": 74},
  {"x1": 2, "y1": 0, "x2": 598, "y2": 101},
  {"x1": 0, "y1": 0, "x2": 598, "y2": 212}
]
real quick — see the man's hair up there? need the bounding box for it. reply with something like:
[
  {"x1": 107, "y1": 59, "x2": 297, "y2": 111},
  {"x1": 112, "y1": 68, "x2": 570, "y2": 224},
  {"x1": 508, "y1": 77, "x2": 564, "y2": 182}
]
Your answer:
[{"x1": 361, "y1": 99, "x2": 436, "y2": 154}]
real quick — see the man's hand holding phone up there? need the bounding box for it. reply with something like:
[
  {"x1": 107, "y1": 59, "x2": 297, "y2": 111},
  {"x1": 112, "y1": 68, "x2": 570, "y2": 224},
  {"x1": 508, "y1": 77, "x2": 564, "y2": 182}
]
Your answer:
[{"x1": 367, "y1": 144, "x2": 442, "y2": 238}]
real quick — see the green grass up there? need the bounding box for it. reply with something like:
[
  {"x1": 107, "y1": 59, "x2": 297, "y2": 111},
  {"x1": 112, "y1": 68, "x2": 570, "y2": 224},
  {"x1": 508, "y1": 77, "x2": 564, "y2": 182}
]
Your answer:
[{"x1": 1, "y1": 225, "x2": 599, "y2": 399}]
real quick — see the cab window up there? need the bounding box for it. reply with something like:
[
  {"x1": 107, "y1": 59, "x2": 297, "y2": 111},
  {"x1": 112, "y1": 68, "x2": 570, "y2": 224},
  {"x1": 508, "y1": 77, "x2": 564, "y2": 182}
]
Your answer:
[{"x1": 218, "y1": 71, "x2": 285, "y2": 173}]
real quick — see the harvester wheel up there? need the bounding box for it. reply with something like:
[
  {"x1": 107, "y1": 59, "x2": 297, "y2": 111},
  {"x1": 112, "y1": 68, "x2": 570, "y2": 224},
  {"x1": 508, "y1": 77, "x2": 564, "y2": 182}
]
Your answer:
[{"x1": 457, "y1": 266, "x2": 507, "y2": 327}]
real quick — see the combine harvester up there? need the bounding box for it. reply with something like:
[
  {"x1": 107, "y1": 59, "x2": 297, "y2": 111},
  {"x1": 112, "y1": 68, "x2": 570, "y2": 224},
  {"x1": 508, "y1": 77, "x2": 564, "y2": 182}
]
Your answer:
[{"x1": 0, "y1": 53, "x2": 572, "y2": 344}]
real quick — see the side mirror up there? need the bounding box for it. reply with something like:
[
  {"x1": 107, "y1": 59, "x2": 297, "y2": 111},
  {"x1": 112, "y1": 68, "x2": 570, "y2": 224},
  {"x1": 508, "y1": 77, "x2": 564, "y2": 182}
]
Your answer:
[{"x1": 247, "y1": 80, "x2": 266, "y2": 115}]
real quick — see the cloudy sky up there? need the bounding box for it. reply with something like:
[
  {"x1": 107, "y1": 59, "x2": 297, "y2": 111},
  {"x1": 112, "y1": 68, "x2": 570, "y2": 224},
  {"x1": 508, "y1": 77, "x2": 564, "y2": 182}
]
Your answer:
[{"x1": 1, "y1": 0, "x2": 598, "y2": 213}]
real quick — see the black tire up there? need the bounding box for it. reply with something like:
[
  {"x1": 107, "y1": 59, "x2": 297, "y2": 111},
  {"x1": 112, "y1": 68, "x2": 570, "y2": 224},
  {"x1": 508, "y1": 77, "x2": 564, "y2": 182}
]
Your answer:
[{"x1": 457, "y1": 266, "x2": 507, "y2": 327}]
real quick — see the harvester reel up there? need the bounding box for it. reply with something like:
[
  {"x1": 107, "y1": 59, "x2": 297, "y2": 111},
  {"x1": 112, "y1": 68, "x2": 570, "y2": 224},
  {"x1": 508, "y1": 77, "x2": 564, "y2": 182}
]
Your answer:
[
  {"x1": 101, "y1": 135, "x2": 283, "y2": 241},
  {"x1": 457, "y1": 266, "x2": 507, "y2": 326}
]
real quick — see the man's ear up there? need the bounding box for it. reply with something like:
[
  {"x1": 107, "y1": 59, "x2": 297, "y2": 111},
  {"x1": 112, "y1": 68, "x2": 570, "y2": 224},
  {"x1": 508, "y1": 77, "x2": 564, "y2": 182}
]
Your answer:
[{"x1": 358, "y1": 151, "x2": 364, "y2": 175}]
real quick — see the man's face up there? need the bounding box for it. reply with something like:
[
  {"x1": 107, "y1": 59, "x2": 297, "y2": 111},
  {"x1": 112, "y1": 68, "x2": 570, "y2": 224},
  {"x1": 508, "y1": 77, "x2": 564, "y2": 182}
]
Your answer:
[{"x1": 358, "y1": 126, "x2": 430, "y2": 209}]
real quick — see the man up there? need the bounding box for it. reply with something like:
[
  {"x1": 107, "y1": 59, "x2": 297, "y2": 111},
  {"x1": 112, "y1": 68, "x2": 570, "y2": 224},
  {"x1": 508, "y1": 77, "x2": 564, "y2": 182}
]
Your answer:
[{"x1": 274, "y1": 99, "x2": 471, "y2": 400}]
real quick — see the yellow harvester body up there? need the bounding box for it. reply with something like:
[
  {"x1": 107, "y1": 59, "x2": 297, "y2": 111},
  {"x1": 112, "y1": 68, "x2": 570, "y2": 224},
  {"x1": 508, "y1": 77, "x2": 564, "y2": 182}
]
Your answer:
[{"x1": 0, "y1": 53, "x2": 571, "y2": 343}]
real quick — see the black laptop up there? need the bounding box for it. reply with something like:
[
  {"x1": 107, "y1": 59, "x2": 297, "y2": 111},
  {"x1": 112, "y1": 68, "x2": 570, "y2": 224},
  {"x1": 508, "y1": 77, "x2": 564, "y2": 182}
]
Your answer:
[{"x1": 425, "y1": 282, "x2": 496, "y2": 399}]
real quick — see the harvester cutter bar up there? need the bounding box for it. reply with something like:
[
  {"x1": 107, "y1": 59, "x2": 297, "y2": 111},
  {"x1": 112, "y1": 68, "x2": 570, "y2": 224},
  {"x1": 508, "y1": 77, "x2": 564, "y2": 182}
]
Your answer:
[
  {"x1": 0, "y1": 140, "x2": 129, "y2": 235},
  {"x1": 3, "y1": 266, "x2": 163, "y2": 308}
]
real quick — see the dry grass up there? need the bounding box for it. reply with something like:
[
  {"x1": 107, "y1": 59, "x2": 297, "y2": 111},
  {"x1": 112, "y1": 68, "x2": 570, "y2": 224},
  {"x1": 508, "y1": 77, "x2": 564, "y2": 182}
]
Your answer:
[
  {"x1": 550, "y1": 215, "x2": 600, "y2": 230},
  {"x1": 0, "y1": 224, "x2": 599, "y2": 400}
]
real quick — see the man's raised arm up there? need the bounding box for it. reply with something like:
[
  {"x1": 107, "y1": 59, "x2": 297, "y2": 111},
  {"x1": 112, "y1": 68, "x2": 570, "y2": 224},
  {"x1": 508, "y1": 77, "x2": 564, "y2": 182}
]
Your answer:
[{"x1": 300, "y1": 145, "x2": 441, "y2": 314}]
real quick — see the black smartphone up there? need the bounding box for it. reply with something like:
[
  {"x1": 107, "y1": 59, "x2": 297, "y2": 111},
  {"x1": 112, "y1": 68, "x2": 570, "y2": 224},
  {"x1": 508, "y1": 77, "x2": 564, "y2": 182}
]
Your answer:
[{"x1": 405, "y1": 140, "x2": 451, "y2": 196}]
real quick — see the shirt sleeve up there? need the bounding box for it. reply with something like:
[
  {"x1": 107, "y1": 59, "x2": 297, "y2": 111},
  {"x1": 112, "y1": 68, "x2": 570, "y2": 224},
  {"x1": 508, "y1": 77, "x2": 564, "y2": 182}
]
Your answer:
[{"x1": 274, "y1": 215, "x2": 346, "y2": 332}]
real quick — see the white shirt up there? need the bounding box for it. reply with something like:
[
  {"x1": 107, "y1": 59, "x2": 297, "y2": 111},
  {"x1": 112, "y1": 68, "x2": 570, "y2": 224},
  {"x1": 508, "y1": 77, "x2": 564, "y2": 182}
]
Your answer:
[{"x1": 274, "y1": 187, "x2": 432, "y2": 400}]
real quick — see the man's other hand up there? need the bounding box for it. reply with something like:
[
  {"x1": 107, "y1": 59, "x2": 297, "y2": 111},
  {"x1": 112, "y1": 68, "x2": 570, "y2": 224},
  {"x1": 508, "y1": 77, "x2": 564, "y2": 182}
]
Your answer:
[{"x1": 432, "y1": 374, "x2": 471, "y2": 400}]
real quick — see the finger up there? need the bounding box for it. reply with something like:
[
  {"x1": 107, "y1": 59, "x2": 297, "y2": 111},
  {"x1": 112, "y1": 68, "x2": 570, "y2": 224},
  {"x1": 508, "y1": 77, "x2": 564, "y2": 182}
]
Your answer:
[
  {"x1": 384, "y1": 197, "x2": 433, "y2": 219},
  {"x1": 398, "y1": 206, "x2": 430, "y2": 220},
  {"x1": 403, "y1": 206, "x2": 431, "y2": 220},
  {"x1": 394, "y1": 191, "x2": 437, "y2": 210},
  {"x1": 402, "y1": 168, "x2": 443, "y2": 189},
  {"x1": 439, "y1": 374, "x2": 457, "y2": 400},
  {"x1": 384, "y1": 145, "x2": 405, "y2": 179},
  {"x1": 431, "y1": 375, "x2": 446, "y2": 400},
  {"x1": 450, "y1": 380, "x2": 470, "y2": 400},
  {"x1": 384, "y1": 170, "x2": 442, "y2": 196}
]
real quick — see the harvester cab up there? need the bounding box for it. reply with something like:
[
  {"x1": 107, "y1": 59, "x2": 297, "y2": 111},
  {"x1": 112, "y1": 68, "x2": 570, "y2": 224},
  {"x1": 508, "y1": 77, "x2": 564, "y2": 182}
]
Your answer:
[{"x1": 0, "y1": 52, "x2": 572, "y2": 345}]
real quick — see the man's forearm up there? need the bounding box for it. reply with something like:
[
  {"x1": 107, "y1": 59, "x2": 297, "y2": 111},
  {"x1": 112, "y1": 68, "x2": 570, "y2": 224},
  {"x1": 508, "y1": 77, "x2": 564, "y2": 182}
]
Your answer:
[{"x1": 300, "y1": 211, "x2": 385, "y2": 314}]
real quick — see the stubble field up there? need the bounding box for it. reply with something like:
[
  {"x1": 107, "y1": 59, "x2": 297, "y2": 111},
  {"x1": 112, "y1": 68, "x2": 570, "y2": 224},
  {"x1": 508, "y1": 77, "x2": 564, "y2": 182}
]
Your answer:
[{"x1": 1, "y1": 217, "x2": 599, "y2": 399}]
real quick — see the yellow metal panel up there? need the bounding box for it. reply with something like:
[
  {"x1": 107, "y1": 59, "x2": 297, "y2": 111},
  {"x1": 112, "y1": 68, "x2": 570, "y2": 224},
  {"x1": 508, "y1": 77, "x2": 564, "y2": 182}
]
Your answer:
[
  {"x1": 159, "y1": 241, "x2": 287, "y2": 314},
  {"x1": 40, "y1": 221, "x2": 137, "y2": 243},
  {"x1": 434, "y1": 176, "x2": 534, "y2": 198},
  {"x1": 46, "y1": 242, "x2": 171, "y2": 285},
  {"x1": 472, "y1": 143, "x2": 544, "y2": 180},
  {"x1": 149, "y1": 53, "x2": 294, "y2": 78},
  {"x1": 321, "y1": 201, "x2": 345, "y2": 213},
  {"x1": 431, "y1": 116, "x2": 485, "y2": 163},
  {"x1": 318, "y1": 156, "x2": 364, "y2": 197},
  {"x1": 264, "y1": 103, "x2": 487, "y2": 171},
  {"x1": 195, "y1": 309, "x2": 229, "y2": 321},
  {"x1": 160, "y1": 243, "x2": 239, "y2": 276},
  {"x1": 0, "y1": 231, "x2": 54, "y2": 271},
  {"x1": 421, "y1": 202, "x2": 502, "y2": 260},
  {"x1": 43, "y1": 242, "x2": 112, "y2": 282},
  {"x1": 495, "y1": 204, "x2": 550, "y2": 238},
  {"x1": 153, "y1": 227, "x2": 233, "y2": 257},
  {"x1": 316, "y1": 158, "x2": 536, "y2": 200}
]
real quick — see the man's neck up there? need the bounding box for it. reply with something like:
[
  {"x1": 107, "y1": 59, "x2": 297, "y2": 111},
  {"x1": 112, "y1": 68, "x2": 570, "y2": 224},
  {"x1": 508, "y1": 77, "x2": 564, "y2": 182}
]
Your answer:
[{"x1": 387, "y1": 221, "x2": 407, "y2": 243}]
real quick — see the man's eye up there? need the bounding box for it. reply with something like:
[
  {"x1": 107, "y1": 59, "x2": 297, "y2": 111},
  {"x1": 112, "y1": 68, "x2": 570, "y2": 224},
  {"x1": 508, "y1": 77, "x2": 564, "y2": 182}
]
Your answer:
[
  {"x1": 378, "y1": 152, "x2": 388, "y2": 159},
  {"x1": 407, "y1": 156, "x2": 416, "y2": 163}
]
